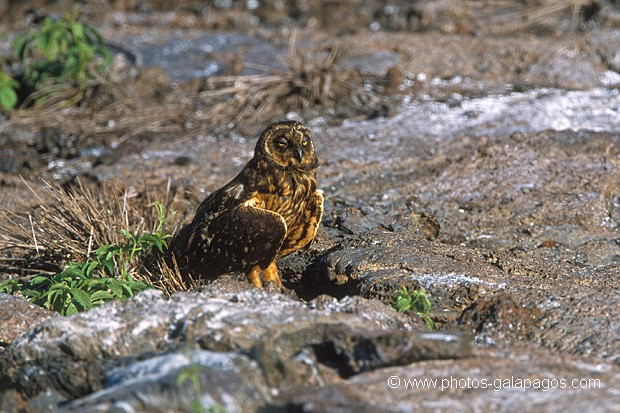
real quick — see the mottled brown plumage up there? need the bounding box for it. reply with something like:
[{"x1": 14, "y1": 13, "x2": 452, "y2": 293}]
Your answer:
[{"x1": 167, "y1": 120, "x2": 323, "y2": 288}]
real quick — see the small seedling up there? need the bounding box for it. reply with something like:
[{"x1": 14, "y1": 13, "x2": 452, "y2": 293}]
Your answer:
[{"x1": 393, "y1": 286, "x2": 436, "y2": 330}]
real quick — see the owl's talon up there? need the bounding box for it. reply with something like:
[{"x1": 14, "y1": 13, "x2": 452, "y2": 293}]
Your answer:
[
  {"x1": 247, "y1": 266, "x2": 263, "y2": 288},
  {"x1": 262, "y1": 261, "x2": 282, "y2": 288}
]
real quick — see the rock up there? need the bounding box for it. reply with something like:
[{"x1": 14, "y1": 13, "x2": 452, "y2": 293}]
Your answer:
[
  {"x1": 252, "y1": 322, "x2": 470, "y2": 388},
  {"x1": 59, "y1": 350, "x2": 268, "y2": 413},
  {"x1": 319, "y1": 229, "x2": 507, "y2": 308},
  {"x1": 312, "y1": 122, "x2": 620, "y2": 361},
  {"x1": 458, "y1": 292, "x2": 541, "y2": 343},
  {"x1": 0, "y1": 294, "x2": 57, "y2": 348},
  {"x1": 272, "y1": 348, "x2": 620, "y2": 413},
  {"x1": 0, "y1": 289, "x2": 470, "y2": 412}
]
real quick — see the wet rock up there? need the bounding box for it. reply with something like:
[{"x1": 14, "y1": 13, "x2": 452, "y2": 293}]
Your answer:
[{"x1": 535, "y1": 290, "x2": 620, "y2": 360}]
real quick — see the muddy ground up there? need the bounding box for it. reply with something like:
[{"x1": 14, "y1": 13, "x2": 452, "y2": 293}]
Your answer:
[{"x1": 1, "y1": 1, "x2": 620, "y2": 412}]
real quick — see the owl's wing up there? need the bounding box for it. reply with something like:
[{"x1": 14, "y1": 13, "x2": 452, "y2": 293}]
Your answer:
[
  {"x1": 304, "y1": 191, "x2": 324, "y2": 247},
  {"x1": 280, "y1": 190, "x2": 324, "y2": 256},
  {"x1": 186, "y1": 205, "x2": 287, "y2": 277}
]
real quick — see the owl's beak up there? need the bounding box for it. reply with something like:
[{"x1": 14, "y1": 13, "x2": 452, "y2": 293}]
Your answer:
[{"x1": 294, "y1": 146, "x2": 303, "y2": 162}]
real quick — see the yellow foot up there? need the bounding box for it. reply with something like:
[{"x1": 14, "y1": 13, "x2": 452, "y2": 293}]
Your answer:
[
  {"x1": 247, "y1": 265, "x2": 263, "y2": 288},
  {"x1": 245, "y1": 262, "x2": 282, "y2": 289},
  {"x1": 263, "y1": 261, "x2": 283, "y2": 288}
]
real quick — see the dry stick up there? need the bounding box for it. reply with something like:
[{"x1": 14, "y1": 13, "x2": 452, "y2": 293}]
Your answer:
[
  {"x1": 123, "y1": 190, "x2": 129, "y2": 232},
  {"x1": 165, "y1": 177, "x2": 172, "y2": 208},
  {"x1": 86, "y1": 225, "x2": 94, "y2": 259},
  {"x1": 29, "y1": 214, "x2": 39, "y2": 254},
  {"x1": 20, "y1": 176, "x2": 46, "y2": 204}
]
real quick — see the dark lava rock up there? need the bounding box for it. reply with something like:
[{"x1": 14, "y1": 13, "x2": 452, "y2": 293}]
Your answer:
[{"x1": 252, "y1": 321, "x2": 469, "y2": 388}]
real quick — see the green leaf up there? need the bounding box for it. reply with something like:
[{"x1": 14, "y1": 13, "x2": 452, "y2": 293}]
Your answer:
[
  {"x1": 120, "y1": 282, "x2": 135, "y2": 299},
  {"x1": 95, "y1": 244, "x2": 113, "y2": 256},
  {"x1": 65, "y1": 302, "x2": 78, "y2": 316},
  {"x1": 13, "y1": 35, "x2": 31, "y2": 62},
  {"x1": 0, "y1": 85, "x2": 18, "y2": 109},
  {"x1": 0, "y1": 279, "x2": 22, "y2": 295},
  {"x1": 89, "y1": 290, "x2": 114, "y2": 303},
  {"x1": 69, "y1": 287, "x2": 92, "y2": 311},
  {"x1": 105, "y1": 278, "x2": 123, "y2": 297},
  {"x1": 392, "y1": 285, "x2": 435, "y2": 330},
  {"x1": 82, "y1": 260, "x2": 100, "y2": 277},
  {"x1": 140, "y1": 233, "x2": 163, "y2": 248},
  {"x1": 30, "y1": 275, "x2": 51, "y2": 286},
  {"x1": 129, "y1": 280, "x2": 151, "y2": 293},
  {"x1": 101, "y1": 258, "x2": 116, "y2": 277},
  {"x1": 22, "y1": 288, "x2": 41, "y2": 301},
  {"x1": 61, "y1": 265, "x2": 84, "y2": 278},
  {"x1": 10, "y1": 13, "x2": 111, "y2": 107},
  {"x1": 70, "y1": 21, "x2": 85, "y2": 43},
  {"x1": 43, "y1": 289, "x2": 59, "y2": 310}
]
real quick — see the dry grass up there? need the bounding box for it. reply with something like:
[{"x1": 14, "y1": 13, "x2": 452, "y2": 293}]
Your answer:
[
  {"x1": 5, "y1": 59, "x2": 187, "y2": 147},
  {"x1": 194, "y1": 32, "x2": 384, "y2": 129},
  {"x1": 0, "y1": 33, "x2": 385, "y2": 295},
  {"x1": 490, "y1": 0, "x2": 599, "y2": 34},
  {"x1": 6, "y1": 33, "x2": 381, "y2": 142},
  {"x1": 0, "y1": 178, "x2": 194, "y2": 295}
]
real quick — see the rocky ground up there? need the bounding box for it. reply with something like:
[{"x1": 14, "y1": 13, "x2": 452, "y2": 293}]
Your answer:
[{"x1": 1, "y1": 1, "x2": 620, "y2": 412}]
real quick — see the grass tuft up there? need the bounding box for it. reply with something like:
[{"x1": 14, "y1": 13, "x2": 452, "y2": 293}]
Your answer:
[
  {"x1": 0, "y1": 179, "x2": 193, "y2": 298},
  {"x1": 195, "y1": 30, "x2": 385, "y2": 130}
]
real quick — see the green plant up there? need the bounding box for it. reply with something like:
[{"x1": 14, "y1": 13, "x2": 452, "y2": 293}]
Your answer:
[
  {"x1": 393, "y1": 286, "x2": 436, "y2": 330},
  {"x1": 97, "y1": 202, "x2": 175, "y2": 280},
  {"x1": 0, "y1": 68, "x2": 19, "y2": 110},
  {"x1": 0, "y1": 203, "x2": 175, "y2": 315},
  {"x1": 13, "y1": 10, "x2": 111, "y2": 105},
  {"x1": 176, "y1": 350, "x2": 228, "y2": 413},
  {"x1": 23, "y1": 269, "x2": 149, "y2": 315},
  {"x1": 177, "y1": 360, "x2": 206, "y2": 413}
]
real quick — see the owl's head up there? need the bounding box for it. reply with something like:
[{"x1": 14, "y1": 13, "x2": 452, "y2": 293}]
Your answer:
[{"x1": 256, "y1": 121, "x2": 318, "y2": 171}]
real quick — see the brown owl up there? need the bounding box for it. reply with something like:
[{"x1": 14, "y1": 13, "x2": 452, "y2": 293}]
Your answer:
[{"x1": 167, "y1": 120, "x2": 323, "y2": 288}]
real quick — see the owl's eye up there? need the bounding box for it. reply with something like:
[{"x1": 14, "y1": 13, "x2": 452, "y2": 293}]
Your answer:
[
  {"x1": 277, "y1": 137, "x2": 288, "y2": 148},
  {"x1": 301, "y1": 137, "x2": 309, "y2": 147}
]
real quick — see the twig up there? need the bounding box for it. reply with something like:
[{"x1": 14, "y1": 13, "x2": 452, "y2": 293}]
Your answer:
[
  {"x1": 86, "y1": 226, "x2": 94, "y2": 259},
  {"x1": 29, "y1": 214, "x2": 39, "y2": 254}
]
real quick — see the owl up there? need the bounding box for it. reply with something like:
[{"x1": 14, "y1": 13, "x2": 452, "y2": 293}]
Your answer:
[{"x1": 167, "y1": 120, "x2": 323, "y2": 288}]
